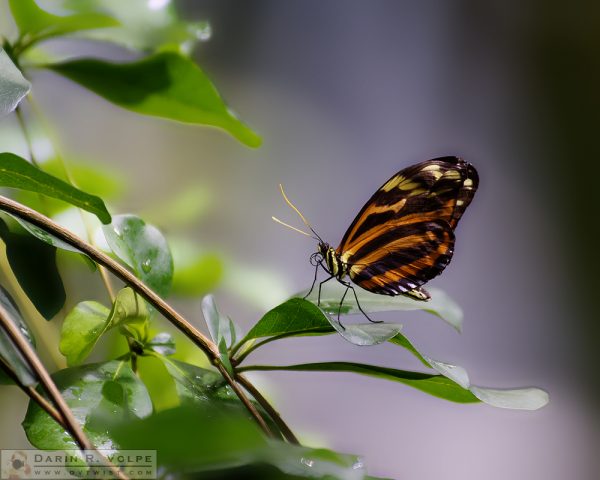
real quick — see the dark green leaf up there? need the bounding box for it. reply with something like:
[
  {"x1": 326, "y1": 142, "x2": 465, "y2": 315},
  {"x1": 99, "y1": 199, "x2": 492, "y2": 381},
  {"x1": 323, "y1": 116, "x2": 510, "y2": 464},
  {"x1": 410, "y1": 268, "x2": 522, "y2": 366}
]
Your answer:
[
  {"x1": 22, "y1": 360, "x2": 152, "y2": 450},
  {"x1": 160, "y1": 358, "x2": 229, "y2": 406},
  {"x1": 11, "y1": 215, "x2": 83, "y2": 253},
  {"x1": 8, "y1": 0, "x2": 118, "y2": 40},
  {"x1": 0, "y1": 152, "x2": 111, "y2": 223},
  {"x1": 0, "y1": 219, "x2": 65, "y2": 320},
  {"x1": 0, "y1": 285, "x2": 36, "y2": 385},
  {"x1": 47, "y1": 52, "x2": 262, "y2": 147},
  {"x1": 243, "y1": 297, "x2": 401, "y2": 347},
  {"x1": 243, "y1": 362, "x2": 479, "y2": 404},
  {"x1": 159, "y1": 359, "x2": 282, "y2": 436},
  {"x1": 245, "y1": 298, "x2": 331, "y2": 341},
  {"x1": 108, "y1": 404, "x2": 365, "y2": 478},
  {"x1": 15, "y1": 156, "x2": 124, "y2": 218},
  {"x1": 103, "y1": 215, "x2": 173, "y2": 298},
  {"x1": 0, "y1": 49, "x2": 31, "y2": 116}
]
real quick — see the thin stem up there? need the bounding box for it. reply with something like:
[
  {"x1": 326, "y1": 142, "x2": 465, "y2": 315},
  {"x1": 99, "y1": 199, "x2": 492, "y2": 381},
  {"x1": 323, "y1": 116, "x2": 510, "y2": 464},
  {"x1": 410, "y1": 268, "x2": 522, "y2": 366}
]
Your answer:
[
  {"x1": 0, "y1": 303, "x2": 128, "y2": 480},
  {"x1": 233, "y1": 328, "x2": 332, "y2": 366},
  {"x1": 0, "y1": 356, "x2": 64, "y2": 428},
  {"x1": 236, "y1": 373, "x2": 299, "y2": 445},
  {"x1": 25, "y1": 96, "x2": 116, "y2": 302},
  {"x1": 0, "y1": 195, "x2": 275, "y2": 437},
  {"x1": 14, "y1": 106, "x2": 40, "y2": 168},
  {"x1": 217, "y1": 364, "x2": 274, "y2": 438}
]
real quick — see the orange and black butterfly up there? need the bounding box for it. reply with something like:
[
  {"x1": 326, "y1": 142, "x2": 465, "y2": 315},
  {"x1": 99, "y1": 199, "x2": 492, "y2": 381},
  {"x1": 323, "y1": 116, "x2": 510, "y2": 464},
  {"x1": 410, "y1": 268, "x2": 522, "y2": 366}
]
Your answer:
[{"x1": 274, "y1": 156, "x2": 478, "y2": 323}]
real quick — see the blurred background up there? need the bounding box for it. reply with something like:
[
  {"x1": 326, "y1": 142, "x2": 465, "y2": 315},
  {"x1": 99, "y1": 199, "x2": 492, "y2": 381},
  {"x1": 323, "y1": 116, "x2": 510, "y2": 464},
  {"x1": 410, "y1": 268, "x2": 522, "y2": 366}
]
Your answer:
[{"x1": 1, "y1": 0, "x2": 599, "y2": 479}]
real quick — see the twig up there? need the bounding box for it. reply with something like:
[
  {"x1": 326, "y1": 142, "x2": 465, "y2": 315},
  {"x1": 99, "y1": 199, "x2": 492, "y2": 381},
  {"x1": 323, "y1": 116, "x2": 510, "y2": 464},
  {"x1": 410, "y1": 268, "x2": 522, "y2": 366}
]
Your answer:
[
  {"x1": 0, "y1": 356, "x2": 64, "y2": 428},
  {"x1": 232, "y1": 328, "x2": 332, "y2": 366},
  {"x1": 0, "y1": 195, "x2": 277, "y2": 438},
  {"x1": 0, "y1": 303, "x2": 128, "y2": 480},
  {"x1": 14, "y1": 106, "x2": 40, "y2": 168},
  {"x1": 236, "y1": 373, "x2": 300, "y2": 444}
]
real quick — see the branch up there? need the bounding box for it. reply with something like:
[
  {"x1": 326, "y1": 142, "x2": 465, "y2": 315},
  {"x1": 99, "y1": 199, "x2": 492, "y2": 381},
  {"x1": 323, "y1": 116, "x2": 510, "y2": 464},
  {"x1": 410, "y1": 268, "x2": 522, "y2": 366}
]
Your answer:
[
  {"x1": 0, "y1": 195, "x2": 277, "y2": 438},
  {"x1": 0, "y1": 356, "x2": 64, "y2": 428},
  {"x1": 0, "y1": 303, "x2": 128, "y2": 480},
  {"x1": 236, "y1": 373, "x2": 299, "y2": 445}
]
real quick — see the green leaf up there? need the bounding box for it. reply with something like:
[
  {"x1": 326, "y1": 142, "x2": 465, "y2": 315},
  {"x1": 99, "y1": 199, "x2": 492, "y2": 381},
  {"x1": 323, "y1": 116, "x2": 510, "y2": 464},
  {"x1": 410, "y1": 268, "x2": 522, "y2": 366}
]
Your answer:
[
  {"x1": 59, "y1": 288, "x2": 147, "y2": 366},
  {"x1": 59, "y1": 301, "x2": 110, "y2": 366},
  {"x1": 158, "y1": 358, "x2": 282, "y2": 437},
  {"x1": 108, "y1": 287, "x2": 149, "y2": 340},
  {"x1": 0, "y1": 152, "x2": 111, "y2": 223},
  {"x1": 305, "y1": 282, "x2": 463, "y2": 332},
  {"x1": 59, "y1": 0, "x2": 210, "y2": 53},
  {"x1": 201, "y1": 295, "x2": 240, "y2": 375},
  {"x1": 15, "y1": 156, "x2": 124, "y2": 219},
  {"x1": 245, "y1": 297, "x2": 330, "y2": 340},
  {"x1": 243, "y1": 297, "x2": 401, "y2": 347},
  {"x1": 0, "y1": 219, "x2": 65, "y2": 320},
  {"x1": 147, "y1": 332, "x2": 175, "y2": 356},
  {"x1": 10, "y1": 215, "x2": 83, "y2": 254},
  {"x1": 107, "y1": 404, "x2": 365, "y2": 478},
  {"x1": 0, "y1": 284, "x2": 36, "y2": 385},
  {"x1": 103, "y1": 215, "x2": 173, "y2": 298},
  {"x1": 388, "y1": 332, "x2": 430, "y2": 367},
  {"x1": 8, "y1": 0, "x2": 118, "y2": 40},
  {"x1": 22, "y1": 360, "x2": 152, "y2": 450},
  {"x1": 202, "y1": 294, "x2": 241, "y2": 349},
  {"x1": 0, "y1": 49, "x2": 31, "y2": 116},
  {"x1": 161, "y1": 359, "x2": 231, "y2": 406},
  {"x1": 47, "y1": 52, "x2": 262, "y2": 148},
  {"x1": 244, "y1": 362, "x2": 479, "y2": 404}
]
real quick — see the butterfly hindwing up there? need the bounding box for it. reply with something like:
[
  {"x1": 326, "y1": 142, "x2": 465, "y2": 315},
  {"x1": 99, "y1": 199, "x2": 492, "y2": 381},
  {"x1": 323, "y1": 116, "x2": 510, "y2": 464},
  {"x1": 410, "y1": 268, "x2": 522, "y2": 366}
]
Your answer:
[{"x1": 337, "y1": 156, "x2": 477, "y2": 296}]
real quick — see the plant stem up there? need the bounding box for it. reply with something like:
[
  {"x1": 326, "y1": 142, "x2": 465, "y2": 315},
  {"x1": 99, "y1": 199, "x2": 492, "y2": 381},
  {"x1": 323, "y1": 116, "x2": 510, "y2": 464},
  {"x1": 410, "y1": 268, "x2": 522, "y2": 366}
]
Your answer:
[
  {"x1": 25, "y1": 96, "x2": 117, "y2": 302},
  {"x1": 0, "y1": 356, "x2": 64, "y2": 428},
  {"x1": 232, "y1": 328, "x2": 332, "y2": 365},
  {"x1": 236, "y1": 373, "x2": 299, "y2": 445},
  {"x1": 14, "y1": 105, "x2": 40, "y2": 168},
  {"x1": 0, "y1": 195, "x2": 278, "y2": 438},
  {"x1": 0, "y1": 303, "x2": 128, "y2": 480}
]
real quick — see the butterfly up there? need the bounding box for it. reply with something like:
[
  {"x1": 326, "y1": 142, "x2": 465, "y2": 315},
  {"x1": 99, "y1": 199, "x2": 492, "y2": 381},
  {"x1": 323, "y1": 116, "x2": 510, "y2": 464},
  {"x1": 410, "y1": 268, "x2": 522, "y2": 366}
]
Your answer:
[{"x1": 274, "y1": 156, "x2": 478, "y2": 323}]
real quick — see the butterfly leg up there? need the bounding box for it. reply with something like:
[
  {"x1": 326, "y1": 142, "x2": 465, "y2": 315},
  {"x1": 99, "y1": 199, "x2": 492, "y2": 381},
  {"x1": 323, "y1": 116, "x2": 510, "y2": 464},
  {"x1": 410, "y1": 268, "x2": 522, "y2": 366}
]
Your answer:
[
  {"x1": 317, "y1": 275, "x2": 335, "y2": 305},
  {"x1": 336, "y1": 286, "x2": 349, "y2": 330},
  {"x1": 303, "y1": 261, "x2": 321, "y2": 300},
  {"x1": 341, "y1": 281, "x2": 382, "y2": 324}
]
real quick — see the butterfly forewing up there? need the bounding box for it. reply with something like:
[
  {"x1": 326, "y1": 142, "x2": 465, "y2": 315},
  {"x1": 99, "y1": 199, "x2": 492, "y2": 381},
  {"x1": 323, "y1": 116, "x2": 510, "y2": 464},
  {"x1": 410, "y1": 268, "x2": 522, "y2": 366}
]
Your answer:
[{"x1": 337, "y1": 156, "x2": 477, "y2": 296}]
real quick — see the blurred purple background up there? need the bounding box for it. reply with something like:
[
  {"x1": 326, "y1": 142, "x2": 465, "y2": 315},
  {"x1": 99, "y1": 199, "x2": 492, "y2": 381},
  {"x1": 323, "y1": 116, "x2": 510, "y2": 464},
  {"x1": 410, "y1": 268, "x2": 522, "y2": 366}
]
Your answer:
[{"x1": 2, "y1": 1, "x2": 599, "y2": 478}]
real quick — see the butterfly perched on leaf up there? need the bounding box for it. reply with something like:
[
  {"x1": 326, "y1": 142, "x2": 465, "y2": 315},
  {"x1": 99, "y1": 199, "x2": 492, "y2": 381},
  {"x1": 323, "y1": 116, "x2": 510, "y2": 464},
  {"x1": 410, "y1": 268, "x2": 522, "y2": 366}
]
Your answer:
[{"x1": 274, "y1": 156, "x2": 478, "y2": 322}]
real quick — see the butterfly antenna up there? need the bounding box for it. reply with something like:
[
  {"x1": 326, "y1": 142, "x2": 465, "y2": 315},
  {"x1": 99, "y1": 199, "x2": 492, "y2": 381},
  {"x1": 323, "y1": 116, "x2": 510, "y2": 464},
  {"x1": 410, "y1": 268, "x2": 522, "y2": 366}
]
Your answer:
[
  {"x1": 271, "y1": 216, "x2": 312, "y2": 237},
  {"x1": 277, "y1": 184, "x2": 323, "y2": 242}
]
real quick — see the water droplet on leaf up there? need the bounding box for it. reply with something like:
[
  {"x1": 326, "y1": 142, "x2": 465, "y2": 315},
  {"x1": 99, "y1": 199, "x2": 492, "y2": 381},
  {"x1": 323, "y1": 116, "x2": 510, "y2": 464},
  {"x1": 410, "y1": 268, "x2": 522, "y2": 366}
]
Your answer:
[{"x1": 141, "y1": 259, "x2": 152, "y2": 273}]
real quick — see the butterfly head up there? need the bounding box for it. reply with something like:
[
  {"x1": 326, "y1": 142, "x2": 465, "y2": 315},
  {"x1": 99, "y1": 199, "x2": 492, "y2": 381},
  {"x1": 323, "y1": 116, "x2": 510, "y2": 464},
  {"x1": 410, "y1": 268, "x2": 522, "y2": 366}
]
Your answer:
[{"x1": 317, "y1": 241, "x2": 330, "y2": 257}]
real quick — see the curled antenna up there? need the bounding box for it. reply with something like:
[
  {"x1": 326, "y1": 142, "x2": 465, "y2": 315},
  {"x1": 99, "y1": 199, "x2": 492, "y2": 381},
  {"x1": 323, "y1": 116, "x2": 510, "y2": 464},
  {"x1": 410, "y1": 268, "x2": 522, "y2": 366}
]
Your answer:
[{"x1": 274, "y1": 184, "x2": 323, "y2": 242}]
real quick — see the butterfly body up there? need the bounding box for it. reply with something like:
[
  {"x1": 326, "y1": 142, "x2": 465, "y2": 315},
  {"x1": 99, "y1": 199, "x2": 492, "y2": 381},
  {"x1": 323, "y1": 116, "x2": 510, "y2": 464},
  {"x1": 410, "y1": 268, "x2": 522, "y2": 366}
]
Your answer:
[{"x1": 311, "y1": 156, "x2": 478, "y2": 310}]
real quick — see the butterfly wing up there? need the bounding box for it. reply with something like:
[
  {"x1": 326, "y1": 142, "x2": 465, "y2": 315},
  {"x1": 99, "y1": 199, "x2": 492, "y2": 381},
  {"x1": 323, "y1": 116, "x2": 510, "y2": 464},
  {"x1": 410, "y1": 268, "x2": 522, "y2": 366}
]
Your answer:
[{"x1": 337, "y1": 156, "x2": 478, "y2": 296}]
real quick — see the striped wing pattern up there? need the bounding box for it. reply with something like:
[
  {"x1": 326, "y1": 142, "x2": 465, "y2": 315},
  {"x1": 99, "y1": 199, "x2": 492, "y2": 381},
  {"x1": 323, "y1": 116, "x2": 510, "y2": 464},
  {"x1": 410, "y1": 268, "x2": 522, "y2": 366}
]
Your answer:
[{"x1": 337, "y1": 156, "x2": 478, "y2": 296}]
